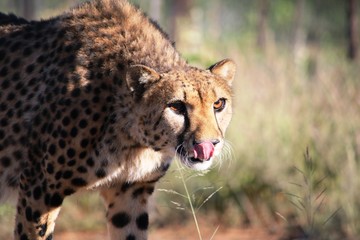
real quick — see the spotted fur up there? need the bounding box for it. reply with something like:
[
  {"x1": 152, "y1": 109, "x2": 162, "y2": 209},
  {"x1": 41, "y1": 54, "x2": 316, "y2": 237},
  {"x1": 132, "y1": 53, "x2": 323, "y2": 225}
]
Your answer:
[{"x1": 0, "y1": 0, "x2": 236, "y2": 239}]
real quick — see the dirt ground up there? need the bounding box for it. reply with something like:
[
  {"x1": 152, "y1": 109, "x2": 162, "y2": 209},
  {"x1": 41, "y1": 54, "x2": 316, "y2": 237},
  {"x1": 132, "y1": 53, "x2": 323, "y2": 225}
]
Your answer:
[{"x1": 57, "y1": 225, "x2": 283, "y2": 240}]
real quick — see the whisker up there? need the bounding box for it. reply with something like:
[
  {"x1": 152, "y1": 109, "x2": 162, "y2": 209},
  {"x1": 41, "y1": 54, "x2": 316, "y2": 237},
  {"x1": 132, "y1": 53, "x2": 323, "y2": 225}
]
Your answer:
[{"x1": 213, "y1": 140, "x2": 234, "y2": 170}]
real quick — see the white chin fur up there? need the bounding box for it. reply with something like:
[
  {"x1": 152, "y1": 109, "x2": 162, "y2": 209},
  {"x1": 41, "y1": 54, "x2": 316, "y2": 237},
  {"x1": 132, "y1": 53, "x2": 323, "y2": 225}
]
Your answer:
[{"x1": 182, "y1": 158, "x2": 213, "y2": 171}]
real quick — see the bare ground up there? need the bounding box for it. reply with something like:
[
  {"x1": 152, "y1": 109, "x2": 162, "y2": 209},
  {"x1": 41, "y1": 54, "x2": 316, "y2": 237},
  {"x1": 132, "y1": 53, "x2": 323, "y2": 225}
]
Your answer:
[{"x1": 57, "y1": 225, "x2": 283, "y2": 240}]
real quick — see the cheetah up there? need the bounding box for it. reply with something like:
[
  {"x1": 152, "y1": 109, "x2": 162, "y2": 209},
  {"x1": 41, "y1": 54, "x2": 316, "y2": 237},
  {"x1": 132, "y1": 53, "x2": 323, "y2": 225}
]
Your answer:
[{"x1": 0, "y1": 0, "x2": 236, "y2": 239}]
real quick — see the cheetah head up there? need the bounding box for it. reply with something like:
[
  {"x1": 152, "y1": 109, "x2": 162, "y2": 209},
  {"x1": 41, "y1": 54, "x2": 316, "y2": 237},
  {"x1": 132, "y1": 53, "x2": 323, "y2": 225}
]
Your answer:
[{"x1": 126, "y1": 59, "x2": 236, "y2": 170}]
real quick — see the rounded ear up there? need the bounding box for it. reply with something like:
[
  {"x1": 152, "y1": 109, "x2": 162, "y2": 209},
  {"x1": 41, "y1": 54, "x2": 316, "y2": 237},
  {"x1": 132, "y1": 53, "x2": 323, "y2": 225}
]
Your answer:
[
  {"x1": 126, "y1": 65, "x2": 160, "y2": 100},
  {"x1": 208, "y1": 59, "x2": 236, "y2": 86}
]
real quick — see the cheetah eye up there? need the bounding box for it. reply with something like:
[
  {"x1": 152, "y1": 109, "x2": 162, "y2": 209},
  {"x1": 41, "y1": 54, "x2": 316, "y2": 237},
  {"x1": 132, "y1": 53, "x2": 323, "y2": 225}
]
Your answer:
[
  {"x1": 168, "y1": 101, "x2": 187, "y2": 115},
  {"x1": 213, "y1": 98, "x2": 226, "y2": 112}
]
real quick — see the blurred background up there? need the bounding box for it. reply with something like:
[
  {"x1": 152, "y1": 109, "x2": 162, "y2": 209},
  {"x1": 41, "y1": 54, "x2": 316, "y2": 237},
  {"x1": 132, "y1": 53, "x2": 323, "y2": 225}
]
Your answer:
[{"x1": 0, "y1": 0, "x2": 359, "y2": 239}]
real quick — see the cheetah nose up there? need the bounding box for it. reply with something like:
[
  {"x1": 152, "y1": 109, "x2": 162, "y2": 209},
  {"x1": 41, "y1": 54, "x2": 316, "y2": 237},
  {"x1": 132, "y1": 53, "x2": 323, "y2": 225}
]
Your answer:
[{"x1": 193, "y1": 141, "x2": 215, "y2": 161}]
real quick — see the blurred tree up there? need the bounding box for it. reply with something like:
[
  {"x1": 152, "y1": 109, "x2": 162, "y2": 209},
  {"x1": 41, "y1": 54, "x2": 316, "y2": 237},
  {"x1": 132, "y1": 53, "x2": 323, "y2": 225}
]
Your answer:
[
  {"x1": 23, "y1": 0, "x2": 35, "y2": 19},
  {"x1": 12, "y1": 0, "x2": 36, "y2": 19},
  {"x1": 346, "y1": 0, "x2": 358, "y2": 60},
  {"x1": 292, "y1": 0, "x2": 306, "y2": 65},
  {"x1": 256, "y1": 0, "x2": 270, "y2": 51},
  {"x1": 168, "y1": 0, "x2": 193, "y2": 42},
  {"x1": 149, "y1": 0, "x2": 162, "y2": 22}
]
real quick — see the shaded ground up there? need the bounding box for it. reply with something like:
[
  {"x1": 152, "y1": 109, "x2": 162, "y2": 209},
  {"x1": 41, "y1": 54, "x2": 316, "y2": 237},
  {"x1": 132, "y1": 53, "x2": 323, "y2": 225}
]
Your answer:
[{"x1": 57, "y1": 225, "x2": 283, "y2": 240}]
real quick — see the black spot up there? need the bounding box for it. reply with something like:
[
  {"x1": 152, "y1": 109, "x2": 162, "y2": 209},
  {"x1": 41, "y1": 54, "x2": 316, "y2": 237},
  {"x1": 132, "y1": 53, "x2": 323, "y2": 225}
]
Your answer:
[
  {"x1": 111, "y1": 212, "x2": 131, "y2": 228},
  {"x1": 58, "y1": 139, "x2": 66, "y2": 148},
  {"x1": 77, "y1": 166, "x2": 87, "y2": 173},
  {"x1": 63, "y1": 188, "x2": 75, "y2": 196},
  {"x1": 80, "y1": 99, "x2": 89, "y2": 108},
  {"x1": 70, "y1": 127, "x2": 78, "y2": 137},
  {"x1": 60, "y1": 130, "x2": 68, "y2": 138},
  {"x1": 10, "y1": 58, "x2": 21, "y2": 68},
  {"x1": 12, "y1": 124, "x2": 21, "y2": 134},
  {"x1": 92, "y1": 96, "x2": 100, "y2": 103},
  {"x1": 17, "y1": 223, "x2": 23, "y2": 234},
  {"x1": 136, "y1": 213, "x2": 149, "y2": 230},
  {"x1": 79, "y1": 119, "x2": 88, "y2": 128},
  {"x1": 71, "y1": 88, "x2": 81, "y2": 97},
  {"x1": 117, "y1": 63, "x2": 125, "y2": 70},
  {"x1": 79, "y1": 151, "x2": 87, "y2": 159},
  {"x1": 95, "y1": 168, "x2": 106, "y2": 178},
  {"x1": 67, "y1": 159, "x2": 76, "y2": 166},
  {"x1": 67, "y1": 148, "x2": 76, "y2": 158},
  {"x1": 20, "y1": 234, "x2": 29, "y2": 240},
  {"x1": 86, "y1": 157, "x2": 94, "y2": 167},
  {"x1": 57, "y1": 155, "x2": 65, "y2": 164},
  {"x1": 44, "y1": 193, "x2": 50, "y2": 206},
  {"x1": 146, "y1": 187, "x2": 155, "y2": 195},
  {"x1": 46, "y1": 233, "x2": 53, "y2": 240},
  {"x1": 6, "y1": 92, "x2": 16, "y2": 101},
  {"x1": 113, "y1": 76, "x2": 123, "y2": 86},
  {"x1": 0, "y1": 49, "x2": 6, "y2": 61},
  {"x1": 121, "y1": 182, "x2": 134, "y2": 192},
  {"x1": 90, "y1": 127, "x2": 98, "y2": 135},
  {"x1": 38, "y1": 223, "x2": 47, "y2": 237},
  {"x1": 1, "y1": 156, "x2": 11, "y2": 167},
  {"x1": 92, "y1": 113, "x2": 100, "y2": 121},
  {"x1": 70, "y1": 109, "x2": 79, "y2": 119},
  {"x1": 49, "y1": 192, "x2": 63, "y2": 207},
  {"x1": 132, "y1": 187, "x2": 144, "y2": 198},
  {"x1": 32, "y1": 210, "x2": 41, "y2": 222},
  {"x1": 126, "y1": 234, "x2": 136, "y2": 240},
  {"x1": 46, "y1": 163, "x2": 54, "y2": 174},
  {"x1": 48, "y1": 144, "x2": 56, "y2": 156},
  {"x1": 0, "y1": 66, "x2": 8, "y2": 77},
  {"x1": 162, "y1": 163, "x2": 170, "y2": 172},
  {"x1": 55, "y1": 171, "x2": 62, "y2": 180},
  {"x1": 25, "y1": 207, "x2": 33, "y2": 221},
  {"x1": 1, "y1": 79, "x2": 9, "y2": 89},
  {"x1": 62, "y1": 170, "x2": 73, "y2": 179},
  {"x1": 25, "y1": 64, "x2": 35, "y2": 74},
  {"x1": 33, "y1": 186, "x2": 42, "y2": 200},
  {"x1": 80, "y1": 139, "x2": 89, "y2": 148},
  {"x1": 61, "y1": 116, "x2": 70, "y2": 126},
  {"x1": 71, "y1": 178, "x2": 87, "y2": 187}
]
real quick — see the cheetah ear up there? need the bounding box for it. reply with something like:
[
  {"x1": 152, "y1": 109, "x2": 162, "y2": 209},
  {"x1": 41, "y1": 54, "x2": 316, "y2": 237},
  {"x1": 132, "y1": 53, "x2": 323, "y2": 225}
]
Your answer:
[
  {"x1": 126, "y1": 65, "x2": 161, "y2": 100},
  {"x1": 208, "y1": 59, "x2": 236, "y2": 86}
]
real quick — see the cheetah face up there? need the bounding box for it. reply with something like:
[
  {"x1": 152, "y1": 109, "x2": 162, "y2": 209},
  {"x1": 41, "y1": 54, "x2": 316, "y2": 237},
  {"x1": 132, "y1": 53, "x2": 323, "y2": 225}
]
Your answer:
[{"x1": 126, "y1": 59, "x2": 236, "y2": 170}]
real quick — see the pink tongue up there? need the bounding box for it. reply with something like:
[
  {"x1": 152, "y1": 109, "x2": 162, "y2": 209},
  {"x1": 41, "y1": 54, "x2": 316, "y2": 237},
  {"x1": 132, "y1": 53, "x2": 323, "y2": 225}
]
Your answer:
[{"x1": 193, "y1": 142, "x2": 215, "y2": 161}]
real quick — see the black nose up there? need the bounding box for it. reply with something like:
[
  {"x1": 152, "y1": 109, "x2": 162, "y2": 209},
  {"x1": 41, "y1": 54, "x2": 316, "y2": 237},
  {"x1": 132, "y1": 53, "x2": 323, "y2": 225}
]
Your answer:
[{"x1": 193, "y1": 139, "x2": 220, "y2": 146}]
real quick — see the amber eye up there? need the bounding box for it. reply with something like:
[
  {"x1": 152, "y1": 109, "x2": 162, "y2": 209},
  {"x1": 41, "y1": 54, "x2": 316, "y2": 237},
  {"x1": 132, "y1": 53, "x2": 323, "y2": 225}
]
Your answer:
[
  {"x1": 168, "y1": 101, "x2": 187, "y2": 115},
  {"x1": 213, "y1": 98, "x2": 226, "y2": 112}
]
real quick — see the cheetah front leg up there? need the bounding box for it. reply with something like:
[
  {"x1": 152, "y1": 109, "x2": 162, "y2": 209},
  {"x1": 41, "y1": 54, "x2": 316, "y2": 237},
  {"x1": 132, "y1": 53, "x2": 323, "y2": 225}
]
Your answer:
[
  {"x1": 100, "y1": 182, "x2": 156, "y2": 240},
  {"x1": 14, "y1": 168, "x2": 62, "y2": 240}
]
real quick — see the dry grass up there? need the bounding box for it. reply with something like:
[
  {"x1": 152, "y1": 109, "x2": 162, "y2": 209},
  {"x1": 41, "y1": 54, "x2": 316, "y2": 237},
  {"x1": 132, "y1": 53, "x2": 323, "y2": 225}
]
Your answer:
[{"x1": 180, "y1": 40, "x2": 360, "y2": 239}]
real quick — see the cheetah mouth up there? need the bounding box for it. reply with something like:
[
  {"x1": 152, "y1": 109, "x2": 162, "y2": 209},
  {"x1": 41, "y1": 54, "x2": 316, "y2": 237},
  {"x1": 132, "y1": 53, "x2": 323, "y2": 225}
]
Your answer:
[
  {"x1": 189, "y1": 157, "x2": 204, "y2": 163},
  {"x1": 176, "y1": 148, "x2": 204, "y2": 163},
  {"x1": 175, "y1": 147, "x2": 213, "y2": 170}
]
